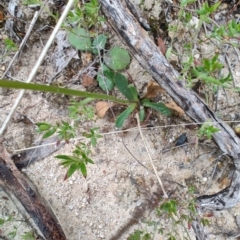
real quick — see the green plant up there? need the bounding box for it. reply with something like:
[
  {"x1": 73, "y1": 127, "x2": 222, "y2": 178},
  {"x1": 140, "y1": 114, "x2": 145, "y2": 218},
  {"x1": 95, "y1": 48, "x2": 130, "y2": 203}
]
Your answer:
[
  {"x1": 36, "y1": 121, "x2": 76, "y2": 143},
  {"x1": 128, "y1": 230, "x2": 152, "y2": 240},
  {"x1": 68, "y1": 99, "x2": 95, "y2": 122},
  {"x1": 82, "y1": 127, "x2": 102, "y2": 147},
  {"x1": 4, "y1": 38, "x2": 18, "y2": 52},
  {"x1": 191, "y1": 54, "x2": 232, "y2": 89},
  {"x1": 0, "y1": 215, "x2": 35, "y2": 239},
  {"x1": 22, "y1": 0, "x2": 59, "y2": 21},
  {"x1": 197, "y1": 120, "x2": 220, "y2": 139},
  {"x1": 56, "y1": 143, "x2": 94, "y2": 179},
  {"x1": 65, "y1": 0, "x2": 104, "y2": 29},
  {"x1": 127, "y1": 186, "x2": 210, "y2": 240},
  {"x1": 21, "y1": 231, "x2": 35, "y2": 240},
  {"x1": 167, "y1": 0, "x2": 235, "y2": 97}
]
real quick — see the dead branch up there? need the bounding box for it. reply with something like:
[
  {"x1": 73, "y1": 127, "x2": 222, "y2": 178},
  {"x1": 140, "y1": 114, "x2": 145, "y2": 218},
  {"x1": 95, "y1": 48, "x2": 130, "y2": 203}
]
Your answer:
[{"x1": 0, "y1": 143, "x2": 66, "y2": 240}]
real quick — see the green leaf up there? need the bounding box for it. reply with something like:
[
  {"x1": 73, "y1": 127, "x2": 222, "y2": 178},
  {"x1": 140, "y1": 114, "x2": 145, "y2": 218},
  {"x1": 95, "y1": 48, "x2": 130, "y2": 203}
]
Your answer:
[
  {"x1": 180, "y1": 0, "x2": 196, "y2": 7},
  {"x1": 128, "y1": 85, "x2": 139, "y2": 101},
  {"x1": 92, "y1": 34, "x2": 107, "y2": 54},
  {"x1": 103, "y1": 47, "x2": 130, "y2": 71},
  {"x1": 139, "y1": 107, "x2": 145, "y2": 122},
  {"x1": 21, "y1": 231, "x2": 35, "y2": 240},
  {"x1": 43, "y1": 127, "x2": 57, "y2": 139},
  {"x1": 80, "y1": 162, "x2": 87, "y2": 177},
  {"x1": 4, "y1": 38, "x2": 18, "y2": 51},
  {"x1": 142, "y1": 101, "x2": 172, "y2": 116},
  {"x1": 97, "y1": 67, "x2": 115, "y2": 92},
  {"x1": 115, "y1": 103, "x2": 136, "y2": 128},
  {"x1": 8, "y1": 229, "x2": 17, "y2": 238},
  {"x1": 115, "y1": 73, "x2": 138, "y2": 101},
  {"x1": 128, "y1": 230, "x2": 143, "y2": 240},
  {"x1": 160, "y1": 199, "x2": 178, "y2": 215},
  {"x1": 36, "y1": 122, "x2": 51, "y2": 131},
  {"x1": 55, "y1": 155, "x2": 81, "y2": 164},
  {"x1": 165, "y1": 47, "x2": 172, "y2": 59},
  {"x1": 22, "y1": 0, "x2": 41, "y2": 5},
  {"x1": 0, "y1": 218, "x2": 5, "y2": 225},
  {"x1": 86, "y1": 157, "x2": 94, "y2": 164},
  {"x1": 67, "y1": 164, "x2": 78, "y2": 179},
  {"x1": 68, "y1": 27, "x2": 91, "y2": 51}
]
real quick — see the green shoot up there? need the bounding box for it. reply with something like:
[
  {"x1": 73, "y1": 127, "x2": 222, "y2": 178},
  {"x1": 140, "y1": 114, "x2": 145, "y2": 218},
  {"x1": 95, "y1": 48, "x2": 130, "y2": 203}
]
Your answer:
[
  {"x1": 56, "y1": 143, "x2": 94, "y2": 179},
  {"x1": 197, "y1": 121, "x2": 220, "y2": 139}
]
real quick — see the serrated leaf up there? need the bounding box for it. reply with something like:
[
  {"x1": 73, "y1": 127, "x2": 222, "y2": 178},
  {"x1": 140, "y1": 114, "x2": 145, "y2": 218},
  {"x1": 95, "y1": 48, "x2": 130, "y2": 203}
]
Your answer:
[
  {"x1": 143, "y1": 101, "x2": 172, "y2": 116},
  {"x1": 103, "y1": 47, "x2": 130, "y2": 70},
  {"x1": 115, "y1": 104, "x2": 136, "y2": 128},
  {"x1": 115, "y1": 73, "x2": 138, "y2": 100},
  {"x1": 68, "y1": 27, "x2": 91, "y2": 51},
  {"x1": 92, "y1": 34, "x2": 107, "y2": 54}
]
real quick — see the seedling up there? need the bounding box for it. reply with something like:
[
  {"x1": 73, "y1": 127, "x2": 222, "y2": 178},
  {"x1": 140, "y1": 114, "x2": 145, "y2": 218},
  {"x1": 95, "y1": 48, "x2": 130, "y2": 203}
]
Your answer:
[
  {"x1": 56, "y1": 143, "x2": 94, "y2": 179},
  {"x1": 0, "y1": 215, "x2": 35, "y2": 239},
  {"x1": 197, "y1": 120, "x2": 220, "y2": 140}
]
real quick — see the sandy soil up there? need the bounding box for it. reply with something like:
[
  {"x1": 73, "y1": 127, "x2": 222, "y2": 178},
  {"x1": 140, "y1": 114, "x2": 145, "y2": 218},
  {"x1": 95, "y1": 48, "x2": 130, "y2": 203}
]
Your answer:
[{"x1": 1, "y1": 0, "x2": 240, "y2": 240}]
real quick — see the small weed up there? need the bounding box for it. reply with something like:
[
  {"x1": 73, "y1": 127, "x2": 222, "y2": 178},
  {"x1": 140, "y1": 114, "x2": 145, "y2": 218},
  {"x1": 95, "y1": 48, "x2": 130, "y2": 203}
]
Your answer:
[
  {"x1": 68, "y1": 100, "x2": 95, "y2": 122},
  {"x1": 127, "y1": 186, "x2": 210, "y2": 240},
  {"x1": 0, "y1": 215, "x2": 36, "y2": 239},
  {"x1": 82, "y1": 127, "x2": 102, "y2": 147},
  {"x1": 21, "y1": 231, "x2": 35, "y2": 240},
  {"x1": 36, "y1": 121, "x2": 76, "y2": 143},
  {"x1": 128, "y1": 230, "x2": 152, "y2": 240},
  {"x1": 4, "y1": 38, "x2": 17, "y2": 51},
  {"x1": 197, "y1": 120, "x2": 220, "y2": 140},
  {"x1": 56, "y1": 143, "x2": 94, "y2": 179},
  {"x1": 65, "y1": 0, "x2": 104, "y2": 29}
]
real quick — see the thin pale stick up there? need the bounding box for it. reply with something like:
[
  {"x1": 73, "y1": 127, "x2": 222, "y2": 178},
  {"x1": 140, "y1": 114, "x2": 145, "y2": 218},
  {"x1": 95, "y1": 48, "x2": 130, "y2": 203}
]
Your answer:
[
  {"x1": 0, "y1": 0, "x2": 75, "y2": 137},
  {"x1": 135, "y1": 114, "x2": 168, "y2": 198},
  {"x1": 12, "y1": 120, "x2": 240, "y2": 153}
]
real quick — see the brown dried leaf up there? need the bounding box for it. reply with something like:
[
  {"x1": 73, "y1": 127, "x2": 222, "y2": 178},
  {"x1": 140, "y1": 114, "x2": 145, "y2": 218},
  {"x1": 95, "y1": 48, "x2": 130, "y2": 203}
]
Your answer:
[
  {"x1": 82, "y1": 74, "x2": 95, "y2": 87},
  {"x1": 165, "y1": 101, "x2": 185, "y2": 116},
  {"x1": 143, "y1": 80, "x2": 165, "y2": 99},
  {"x1": 96, "y1": 101, "x2": 114, "y2": 118},
  {"x1": 0, "y1": 11, "x2": 4, "y2": 22},
  {"x1": 157, "y1": 37, "x2": 166, "y2": 56}
]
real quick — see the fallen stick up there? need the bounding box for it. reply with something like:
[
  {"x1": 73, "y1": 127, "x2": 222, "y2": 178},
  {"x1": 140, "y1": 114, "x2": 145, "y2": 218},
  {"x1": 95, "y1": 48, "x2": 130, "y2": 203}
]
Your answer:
[
  {"x1": 0, "y1": 143, "x2": 66, "y2": 240},
  {"x1": 99, "y1": 0, "x2": 240, "y2": 222}
]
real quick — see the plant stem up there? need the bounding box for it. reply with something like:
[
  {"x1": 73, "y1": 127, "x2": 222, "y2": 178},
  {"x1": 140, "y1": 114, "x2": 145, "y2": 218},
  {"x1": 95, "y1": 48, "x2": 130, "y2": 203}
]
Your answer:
[{"x1": 0, "y1": 80, "x2": 132, "y2": 105}]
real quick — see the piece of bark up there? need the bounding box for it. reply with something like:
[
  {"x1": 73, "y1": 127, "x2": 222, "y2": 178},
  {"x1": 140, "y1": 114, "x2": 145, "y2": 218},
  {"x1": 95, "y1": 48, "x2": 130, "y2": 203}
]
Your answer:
[
  {"x1": 12, "y1": 136, "x2": 65, "y2": 169},
  {"x1": 0, "y1": 143, "x2": 66, "y2": 240}
]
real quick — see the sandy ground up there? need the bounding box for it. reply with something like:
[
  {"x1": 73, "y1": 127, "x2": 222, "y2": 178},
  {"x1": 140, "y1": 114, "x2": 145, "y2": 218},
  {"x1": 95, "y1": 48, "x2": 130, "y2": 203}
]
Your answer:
[{"x1": 1, "y1": 0, "x2": 240, "y2": 240}]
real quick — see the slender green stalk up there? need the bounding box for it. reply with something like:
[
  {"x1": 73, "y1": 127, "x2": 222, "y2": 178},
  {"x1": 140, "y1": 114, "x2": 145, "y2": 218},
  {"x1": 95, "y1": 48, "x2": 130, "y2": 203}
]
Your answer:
[{"x1": 0, "y1": 80, "x2": 132, "y2": 105}]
